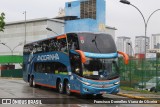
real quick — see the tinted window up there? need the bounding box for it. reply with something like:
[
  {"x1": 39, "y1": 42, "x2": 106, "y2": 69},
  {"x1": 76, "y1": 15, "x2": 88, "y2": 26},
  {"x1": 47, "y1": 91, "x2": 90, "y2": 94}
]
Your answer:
[
  {"x1": 58, "y1": 38, "x2": 67, "y2": 53},
  {"x1": 69, "y1": 52, "x2": 82, "y2": 76},
  {"x1": 24, "y1": 36, "x2": 68, "y2": 54},
  {"x1": 34, "y1": 62, "x2": 54, "y2": 73},
  {"x1": 49, "y1": 38, "x2": 59, "y2": 51},
  {"x1": 34, "y1": 62, "x2": 68, "y2": 74},
  {"x1": 78, "y1": 33, "x2": 117, "y2": 53},
  {"x1": 67, "y1": 33, "x2": 79, "y2": 50}
]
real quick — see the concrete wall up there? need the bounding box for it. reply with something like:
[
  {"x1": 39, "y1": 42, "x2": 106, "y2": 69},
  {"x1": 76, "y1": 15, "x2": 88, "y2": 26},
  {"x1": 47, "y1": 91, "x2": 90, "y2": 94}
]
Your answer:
[
  {"x1": 47, "y1": 19, "x2": 65, "y2": 37},
  {"x1": 0, "y1": 18, "x2": 64, "y2": 56}
]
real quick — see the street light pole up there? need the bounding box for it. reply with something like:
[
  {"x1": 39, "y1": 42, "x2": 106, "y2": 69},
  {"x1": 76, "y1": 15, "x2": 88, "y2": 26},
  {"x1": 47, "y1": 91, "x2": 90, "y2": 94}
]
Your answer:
[
  {"x1": 146, "y1": 9, "x2": 160, "y2": 34},
  {"x1": 127, "y1": 42, "x2": 134, "y2": 57},
  {"x1": 23, "y1": 11, "x2": 27, "y2": 44},
  {"x1": 120, "y1": 0, "x2": 160, "y2": 59},
  {"x1": 46, "y1": 27, "x2": 59, "y2": 35},
  {"x1": 12, "y1": 43, "x2": 23, "y2": 55},
  {"x1": 0, "y1": 43, "x2": 23, "y2": 56},
  {"x1": 0, "y1": 43, "x2": 13, "y2": 55}
]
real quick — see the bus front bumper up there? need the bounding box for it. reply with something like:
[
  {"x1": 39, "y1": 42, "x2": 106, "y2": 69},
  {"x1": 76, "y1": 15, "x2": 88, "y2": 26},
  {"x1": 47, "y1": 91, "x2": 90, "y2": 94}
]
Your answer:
[{"x1": 81, "y1": 84, "x2": 120, "y2": 95}]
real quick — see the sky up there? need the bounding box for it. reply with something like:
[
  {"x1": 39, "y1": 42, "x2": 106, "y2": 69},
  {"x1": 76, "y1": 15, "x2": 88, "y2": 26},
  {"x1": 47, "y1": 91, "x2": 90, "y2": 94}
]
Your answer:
[{"x1": 0, "y1": 0, "x2": 160, "y2": 44}]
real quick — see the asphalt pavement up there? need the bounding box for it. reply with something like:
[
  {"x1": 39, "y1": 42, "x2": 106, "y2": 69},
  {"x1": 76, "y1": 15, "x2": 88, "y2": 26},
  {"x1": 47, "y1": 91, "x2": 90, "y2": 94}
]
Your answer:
[{"x1": 0, "y1": 78, "x2": 159, "y2": 107}]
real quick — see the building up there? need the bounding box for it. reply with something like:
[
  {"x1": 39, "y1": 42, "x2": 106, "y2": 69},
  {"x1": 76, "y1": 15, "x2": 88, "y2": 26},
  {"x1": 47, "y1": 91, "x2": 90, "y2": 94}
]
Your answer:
[
  {"x1": 0, "y1": 18, "x2": 64, "y2": 56},
  {"x1": 116, "y1": 36, "x2": 132, "y2": 56},
  {"x1": 147, "y1": 49, "x2": 160, "y2": 53},
  {"x1": 151, "y1": 34, "x2": 160, "y2": 49},
  {"x1": 105, "y1": 26, "x2": 117, "y2": 40},
  {"x1": 0, "y1": 0, "x2": 117, "y2": 69},
  {"x1": 55, "y1": 0, "x2": 117, "y2": 39},
  {"x1": 135, "y1": 36, "x2": 150, "y2": 54}
]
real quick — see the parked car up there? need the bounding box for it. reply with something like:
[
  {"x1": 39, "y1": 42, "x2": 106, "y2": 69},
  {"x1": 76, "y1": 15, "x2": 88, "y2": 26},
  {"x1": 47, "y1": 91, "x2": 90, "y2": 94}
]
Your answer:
[{"x1": 137, "y1": 77, "x2": 160, "y2": 92}]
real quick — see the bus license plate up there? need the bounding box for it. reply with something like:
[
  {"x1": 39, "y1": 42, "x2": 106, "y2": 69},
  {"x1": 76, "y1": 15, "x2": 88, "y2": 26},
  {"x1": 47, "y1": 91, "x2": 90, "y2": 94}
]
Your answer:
[{"x1": 100, "y1": 91, "x2": 107, "y2": 94}]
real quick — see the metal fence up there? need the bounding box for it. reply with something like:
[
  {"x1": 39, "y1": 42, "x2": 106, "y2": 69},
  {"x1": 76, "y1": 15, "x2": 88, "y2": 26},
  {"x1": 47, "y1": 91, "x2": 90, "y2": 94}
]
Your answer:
[
  {"x1": 119, "y1": 57, "x2": 160, "y2": 92},
  {"x1": 1, "y1": 69, "x2": 22, "y2": 78}
]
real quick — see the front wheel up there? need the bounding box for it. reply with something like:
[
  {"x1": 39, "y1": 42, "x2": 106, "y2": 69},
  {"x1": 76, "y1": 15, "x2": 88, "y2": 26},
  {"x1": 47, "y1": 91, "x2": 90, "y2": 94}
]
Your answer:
[{"x1": 66, "y1": 81, "x2": 71, "y2": 95}]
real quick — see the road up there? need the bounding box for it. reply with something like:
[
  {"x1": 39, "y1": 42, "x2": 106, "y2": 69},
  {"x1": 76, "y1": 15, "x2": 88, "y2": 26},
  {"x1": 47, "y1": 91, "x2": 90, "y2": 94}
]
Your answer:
[{"x1": 0, "y1": 78, "x2": 159, "y2": 107}]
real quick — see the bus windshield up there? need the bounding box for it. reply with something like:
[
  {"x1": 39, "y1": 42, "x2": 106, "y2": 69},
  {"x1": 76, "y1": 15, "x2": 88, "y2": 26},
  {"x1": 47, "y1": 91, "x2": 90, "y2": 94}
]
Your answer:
[
  {"x1": 77, "y1": 33, "x2": 117, "y2": 53},
  {"x1": 83, "y1": 58, "x2": 119, "y2": 80}
]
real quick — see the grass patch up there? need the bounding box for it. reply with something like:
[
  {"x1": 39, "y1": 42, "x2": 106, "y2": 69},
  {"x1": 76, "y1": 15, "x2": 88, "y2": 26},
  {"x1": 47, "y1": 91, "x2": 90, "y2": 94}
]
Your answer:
[{"x1": 120, "y1": 86, "x2": 160, "y2": 94}]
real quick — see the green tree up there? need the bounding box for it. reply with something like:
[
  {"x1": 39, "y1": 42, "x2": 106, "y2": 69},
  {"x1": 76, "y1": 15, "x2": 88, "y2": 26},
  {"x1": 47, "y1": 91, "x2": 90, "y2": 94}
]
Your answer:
[{"x1": 0, "y1": 12, "x2": 5, "y2": 32}]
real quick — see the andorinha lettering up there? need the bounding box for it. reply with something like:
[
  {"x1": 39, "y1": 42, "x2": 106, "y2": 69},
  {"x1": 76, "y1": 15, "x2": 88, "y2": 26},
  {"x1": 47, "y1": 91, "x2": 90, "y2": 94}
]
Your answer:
[{"x1": 37, "y1": 54, "x2": 59, "y2": 61}]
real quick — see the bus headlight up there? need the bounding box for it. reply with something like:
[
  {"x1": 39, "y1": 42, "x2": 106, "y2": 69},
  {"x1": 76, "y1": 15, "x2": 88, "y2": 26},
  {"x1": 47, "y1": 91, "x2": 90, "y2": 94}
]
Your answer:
[
  {"x1": 83, "y1": 81, "x2": 91, "y2": 86},
  {"x1": 114, "y1": 81, "x2": 120, "y2": 85},
  {"x1": 75, "y1": 68, "x2": 80, "y2": 73},
  {"x1": 77, "y1": 78, "x2": 91, "y2": 86}
]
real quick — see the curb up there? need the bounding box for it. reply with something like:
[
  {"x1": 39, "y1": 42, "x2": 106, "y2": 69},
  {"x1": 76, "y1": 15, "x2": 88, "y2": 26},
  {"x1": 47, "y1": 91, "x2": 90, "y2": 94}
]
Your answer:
[
  {"x1": 0, "y1": 77, "x2": 22, "y2": 80},
  {"x1": 117, "y1": 92, "x2": 160, "y2": 104},
  {"x1": 117, "y1": 93, "x2": 148, "y2": 100}
]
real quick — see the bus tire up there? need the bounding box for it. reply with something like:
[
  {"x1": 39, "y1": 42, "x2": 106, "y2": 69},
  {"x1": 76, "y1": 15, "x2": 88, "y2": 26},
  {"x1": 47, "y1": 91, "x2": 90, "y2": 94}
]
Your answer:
[
  {"x1": 66, "y1": 81, "x2": 71, "y2": 96},
  {"x1": 29, "y1": 76, "x2": 33, "y2": 87},
  {"x1": 58, "y1": 81, "x2": 63, "y2": 94},
  {"x1": 32, "y1": 78, "x2": 37, "y2": 88}
]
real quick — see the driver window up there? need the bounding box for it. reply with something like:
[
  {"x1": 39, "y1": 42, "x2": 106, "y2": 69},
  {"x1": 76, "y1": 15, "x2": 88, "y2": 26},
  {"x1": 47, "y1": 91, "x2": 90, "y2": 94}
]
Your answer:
[{"x1": 70, "y1": 52, "x2": 82, "y2": 76}]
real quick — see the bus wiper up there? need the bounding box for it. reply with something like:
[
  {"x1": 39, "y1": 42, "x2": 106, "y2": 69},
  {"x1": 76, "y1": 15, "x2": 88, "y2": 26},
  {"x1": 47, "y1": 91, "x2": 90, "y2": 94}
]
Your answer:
[
  {"x1": 106, "y1": 74, "x2": 118, "y2": 80},
  {"x1": 92, "y1": 35, "x2": 101, "y2": 53}
]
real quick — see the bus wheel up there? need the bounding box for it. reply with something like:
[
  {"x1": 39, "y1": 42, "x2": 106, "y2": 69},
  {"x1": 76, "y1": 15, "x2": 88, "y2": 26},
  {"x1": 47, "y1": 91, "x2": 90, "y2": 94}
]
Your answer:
[
  {"x1": 66, "y1": 81, "x2": 71, "y2": 95},
  {"x1": 29, "y1": 77, "x2": 33, "y2": 87},
  {"x1": 32, "y1": 78, "x2": 37, "y2": 88},
  {"x1": 58, "y1": 81, "x2": 63, "y2": 94}
]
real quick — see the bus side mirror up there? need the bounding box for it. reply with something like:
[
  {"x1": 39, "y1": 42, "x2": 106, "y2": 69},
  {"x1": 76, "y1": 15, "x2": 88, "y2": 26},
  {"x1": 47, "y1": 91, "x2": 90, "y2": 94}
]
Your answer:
[
  {"x1": 75, "y1": 50, "x2": 86, "y2": 63},
  {"x1": 118, "y1": 51, "x2": 129, "y2": 65}
]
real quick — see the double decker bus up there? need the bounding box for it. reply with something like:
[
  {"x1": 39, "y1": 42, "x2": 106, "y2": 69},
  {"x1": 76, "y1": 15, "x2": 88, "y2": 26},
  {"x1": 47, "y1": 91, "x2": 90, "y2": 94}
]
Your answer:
[{"x1": 23, "y1": 32, "x2": 128, "y2": 96}]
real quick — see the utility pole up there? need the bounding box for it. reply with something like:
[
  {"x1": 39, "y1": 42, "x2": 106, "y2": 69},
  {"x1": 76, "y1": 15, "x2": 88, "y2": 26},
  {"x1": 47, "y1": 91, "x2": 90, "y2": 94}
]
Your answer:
[{"x1": 23, "y1": 11, "x2": 27, "y2": 44}]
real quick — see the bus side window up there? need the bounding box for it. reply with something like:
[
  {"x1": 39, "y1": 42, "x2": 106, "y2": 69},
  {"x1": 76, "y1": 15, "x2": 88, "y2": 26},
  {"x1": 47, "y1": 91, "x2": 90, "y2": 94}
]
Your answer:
[
  {"x1": 46, "y1": 64, "x2": 51, "y2": 73},
  {"x1": 58, "y1": 38, "x2": 67, "y2": 53},
  {"x1": 54, "y1": 63, "x2": 59, "y2": 74},
  {"x1": 54, "y1": 62, "x2": 68, "y2": 74},
  {"x1": 34, "y1": 62, "x2": 56, "y2": 73},
  {"x1": 34, "y1": 63, "x2": 42, "y2": 73}
]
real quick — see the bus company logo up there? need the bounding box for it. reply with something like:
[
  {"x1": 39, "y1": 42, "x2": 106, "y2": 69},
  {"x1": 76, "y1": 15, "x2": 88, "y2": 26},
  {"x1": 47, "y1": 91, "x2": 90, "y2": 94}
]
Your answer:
[
  {"x1": 37, "y1": 53, "x2": 59, "y2": 61},
  {"x1": 2, "y1": 99, "x2": 11, "y2": 104}
]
